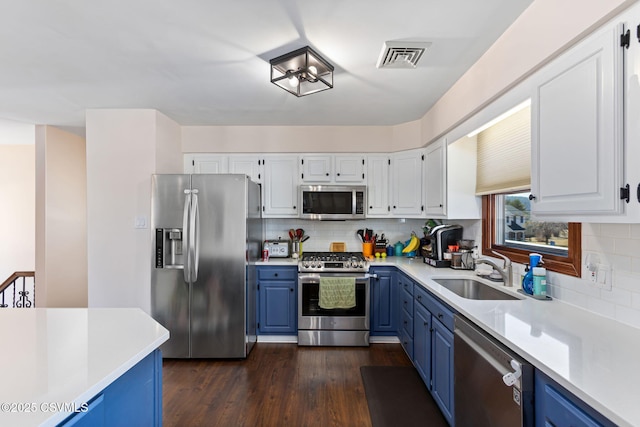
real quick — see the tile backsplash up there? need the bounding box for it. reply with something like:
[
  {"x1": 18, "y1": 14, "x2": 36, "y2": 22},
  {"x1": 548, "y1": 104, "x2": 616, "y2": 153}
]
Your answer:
[
  {"x1": 548, "y1": 223, "x2": 640, "y2": 329},
  {"x1": 264, "y1": 218, "x2": 480, "y2": 255},
  {"x1": 265, "y1": 219, "x2": 640, "y2": 329}
]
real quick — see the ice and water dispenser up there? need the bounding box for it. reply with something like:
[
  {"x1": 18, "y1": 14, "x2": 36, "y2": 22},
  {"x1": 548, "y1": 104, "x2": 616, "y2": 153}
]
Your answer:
[{"x1": 155, "y1": 228, "x2": 184, "y2": 268}]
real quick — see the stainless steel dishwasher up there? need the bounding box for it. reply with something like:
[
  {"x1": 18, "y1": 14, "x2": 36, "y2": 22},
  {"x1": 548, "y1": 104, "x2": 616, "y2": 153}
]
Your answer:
[{"x1": 454, "y1": 315, "x2": 534, "y2": 427}]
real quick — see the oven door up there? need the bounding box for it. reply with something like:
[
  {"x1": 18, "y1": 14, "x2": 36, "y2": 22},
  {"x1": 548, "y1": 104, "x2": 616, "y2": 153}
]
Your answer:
[{"x1": 298, "y1": 273, "x2": 370, "y2": 331}]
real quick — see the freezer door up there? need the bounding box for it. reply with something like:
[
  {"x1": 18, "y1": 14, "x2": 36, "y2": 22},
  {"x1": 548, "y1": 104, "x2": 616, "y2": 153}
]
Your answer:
[
  {"x1": 190, "y1": 174, "x2": 251, "y2": 358},
  {"x1": 151, "y1": 174, "x2": 191, "y2": 358}
]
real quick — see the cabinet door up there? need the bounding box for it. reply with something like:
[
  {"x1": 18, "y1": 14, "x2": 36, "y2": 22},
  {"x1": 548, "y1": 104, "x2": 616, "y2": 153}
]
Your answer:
[
  {"x1": 424, "y1": 139, "x2": 446, "y2": 216},
  {"x1": 366, "y1": 155, "x2": 390, "y2": 217},
  {"x1": 184, "y1": 154, "x2": 228, "y2": 174},
  {"x1": 432, "y1": 318, "x2": 454, "y2": 425},
  {"x1": 258, "y1": 281, "x2": 297, "y2": 334},
  {"x1": 335, "y1": 155, "x2": 365, "y2": 183},
  {"x1": 263, "y1": 156, "x2": 299, "y2": 217},
  {"x1": 301, "y1": 155, "x2": 332, "y2": 182},
  {"x1": 535, "y1": 370, "x2": 615, "y2": 427},
  {"x1": 390, "y1": 150, "x2": 424, "y2": 217},
  {"x1": 531, "y1": 24, "x2": 624, "y2": 216},
  {"x1": 229, "y1": 155, "x2": 263, "y2": 183},
  {"x1": 370, "y1": 268, "x2": 397, "y2": 335},
  {"x1": 413, "y1": 302, "x2": 432, "y2": 386}
]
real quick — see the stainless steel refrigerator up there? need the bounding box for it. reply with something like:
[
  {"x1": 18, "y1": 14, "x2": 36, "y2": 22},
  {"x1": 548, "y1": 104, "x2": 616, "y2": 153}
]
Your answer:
[{"x1": 151, "y1": 174, "x2": 262, "y2": 358}]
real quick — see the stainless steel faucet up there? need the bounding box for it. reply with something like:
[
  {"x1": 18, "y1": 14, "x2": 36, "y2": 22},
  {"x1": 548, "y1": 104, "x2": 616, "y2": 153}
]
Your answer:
[{"x1": 476, "y1": 251, "x2": 512, "y2": 286}]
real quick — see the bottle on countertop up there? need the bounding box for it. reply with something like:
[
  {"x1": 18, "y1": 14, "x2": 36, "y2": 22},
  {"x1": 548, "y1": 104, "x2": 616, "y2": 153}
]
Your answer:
[{"x1": 533, "y1": 267, "x2": 547, "y2": 297}]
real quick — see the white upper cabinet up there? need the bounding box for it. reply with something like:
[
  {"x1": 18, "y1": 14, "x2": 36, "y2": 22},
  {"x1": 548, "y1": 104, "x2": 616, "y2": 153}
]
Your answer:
[
  {"x1": 262, "y1": 155, "x2": 299, "y2": 218},
  {"x1": 622, "y1": 9, "x2": 640, "y2": 222},
  {"x1": 530, "y1": 22, "x2": 625, "y2": 218},
  {"x1": 184, "y1": 154, "x2": 228, "y2": 174},
  {"x1": 366, "y1": 155, "x2": 390, "y2": 217},
  {"x1": 300, "y1": 154, "x2": 366, "y2": 184},
  {"x1": 390, "y1": 149, "x2": 424, "y2": 217},
  {"x1": 424, "y1": 139, "x2": 446, "y2": 216},
  {"x1": 229, "y1": 155, "x2": 263, "y2": 183},
  {"x1": 422, "y1": 137, "x2": 481, "y2": 219},
  {"x1": 335, "y1": 155, "x2": 366, "y2": 183},
  {"x1": 300, "y1": 155, "x2": 332, "y2": 182}
]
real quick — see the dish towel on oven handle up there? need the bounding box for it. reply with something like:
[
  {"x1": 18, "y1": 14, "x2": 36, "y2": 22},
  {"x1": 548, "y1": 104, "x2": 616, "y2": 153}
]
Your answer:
[{"x1": 319, "y1": 277, "x2": 356, "y2": 309}]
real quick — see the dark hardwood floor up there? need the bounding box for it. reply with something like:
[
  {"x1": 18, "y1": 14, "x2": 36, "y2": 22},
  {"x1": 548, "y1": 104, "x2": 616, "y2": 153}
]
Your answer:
[{"x1": 163, "y1": 343, "x2": 412, "y2": 427}]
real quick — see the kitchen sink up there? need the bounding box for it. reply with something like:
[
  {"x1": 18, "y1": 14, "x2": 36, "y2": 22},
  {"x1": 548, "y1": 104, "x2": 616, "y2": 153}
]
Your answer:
[{"x1": 433, "y1": 278, "x2": 519, "y2": 301}]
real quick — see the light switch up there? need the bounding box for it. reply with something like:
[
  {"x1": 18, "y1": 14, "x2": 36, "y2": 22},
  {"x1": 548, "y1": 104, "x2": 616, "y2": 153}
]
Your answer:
[{"x1": 134, "y1": 216, "x2": 148, "y2": 229}]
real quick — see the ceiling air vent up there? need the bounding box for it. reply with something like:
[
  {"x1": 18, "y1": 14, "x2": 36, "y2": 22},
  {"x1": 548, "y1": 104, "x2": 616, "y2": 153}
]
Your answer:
[{"x1": 376, "y1": 41, "x2": 432, "y2": 69}]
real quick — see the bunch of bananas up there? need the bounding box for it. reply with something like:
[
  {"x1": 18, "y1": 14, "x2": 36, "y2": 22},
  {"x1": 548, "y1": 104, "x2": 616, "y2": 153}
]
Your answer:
[{"x1": 402, "y1": 232, "x2": 420, "y2": 253}]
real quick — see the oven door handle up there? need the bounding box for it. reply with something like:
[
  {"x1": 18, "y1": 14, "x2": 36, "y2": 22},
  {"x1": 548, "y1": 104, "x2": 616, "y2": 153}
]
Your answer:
[{"x1": 298, "y1": 273, "x2": 376, "y2": 281}]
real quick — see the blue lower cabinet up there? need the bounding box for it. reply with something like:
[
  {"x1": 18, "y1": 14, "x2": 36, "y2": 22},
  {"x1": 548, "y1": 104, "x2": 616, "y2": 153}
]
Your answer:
[
  {"x1": 257, "y1": 266, "x2": 297, "y2": 334},
  {"x1": 413, "y1": 302, "x2": 432, "y2": 385},
  {"x1": 535, "y1": 370, "x2": 615, "y2": 427},
  {"x1": 58, "y1": 349, "x2": 162, "y2": 427},
  {"x1": 432, "y1": 318, "x2": 454, "y2": 424},
  {"x1": 370, "y1": 267, "x2": 398, "y2": 335},
  {"x1": 413, "y1": 283, "x2": 456, "y2": 426}
]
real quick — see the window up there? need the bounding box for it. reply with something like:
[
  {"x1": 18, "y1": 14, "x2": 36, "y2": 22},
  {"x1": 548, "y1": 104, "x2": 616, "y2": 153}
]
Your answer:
[
  {"x1": 483, "y1": 193, "x2": 581, "y2": 277},
  {"x1": 475, "y1": 100, "x2": 581, "y2": 277}
]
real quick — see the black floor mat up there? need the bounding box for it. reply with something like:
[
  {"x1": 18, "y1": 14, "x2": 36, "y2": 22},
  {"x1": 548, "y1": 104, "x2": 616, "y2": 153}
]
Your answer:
[{"x1": 360, "y1": 366, "x2": 449, "y2": 427}]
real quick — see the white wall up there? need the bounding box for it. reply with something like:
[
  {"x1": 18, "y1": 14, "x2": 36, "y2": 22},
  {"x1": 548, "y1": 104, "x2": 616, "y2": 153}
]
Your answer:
[
  {"x1": 182, "y1": 121, "x2": 421, "y2": 154},
  {"x1": 0, "y1": 144, "x2": 35, "y2": 282},
  {"x1": 420, "y1": 0, "x2": 635, "y2": 145},
  {"x1": 35, "y1": 126, "x2": 87, "y2": 307},
  {"x1": 86, "y1": 109, "x2": 181, "y2": 312}
]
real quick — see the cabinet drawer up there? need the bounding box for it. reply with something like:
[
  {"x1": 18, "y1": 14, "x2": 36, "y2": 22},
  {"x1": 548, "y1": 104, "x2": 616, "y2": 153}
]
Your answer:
[
  {"x1": 400, "y1": 276, "x2": 414, "y2": 295},
  {"x1": 401, "y1": 308, "x2": 414, "y2": 338},
  {"x1": 414, "y1": 285, "x2": 455, "y2": 332},
  {"x1": 400, "y1": 328, "x2": 413, "y2": 360},
  {"x1": 401, "y1": 288, "x2": 414, "y2": 316},
  {"x1": 257, "y1": 267, "x2": 297, "y2": 281}
]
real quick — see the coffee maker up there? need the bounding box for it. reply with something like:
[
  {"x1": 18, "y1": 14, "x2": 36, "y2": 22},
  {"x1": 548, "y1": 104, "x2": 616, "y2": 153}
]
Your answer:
[{"x1": 422, "y1": 224, "x2": 463, "y2": 267}]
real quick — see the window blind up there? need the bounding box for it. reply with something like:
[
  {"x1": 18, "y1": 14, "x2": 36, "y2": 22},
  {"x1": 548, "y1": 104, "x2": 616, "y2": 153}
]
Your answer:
[{"x1": 476, "y1": 105, "x2": 531, "y2": 195}]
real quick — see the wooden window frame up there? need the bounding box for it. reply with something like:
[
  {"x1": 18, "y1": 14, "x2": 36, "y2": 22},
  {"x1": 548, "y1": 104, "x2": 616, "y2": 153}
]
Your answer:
[{"x1": 482, "y1": 194, "x2": 581, "y2": 277}]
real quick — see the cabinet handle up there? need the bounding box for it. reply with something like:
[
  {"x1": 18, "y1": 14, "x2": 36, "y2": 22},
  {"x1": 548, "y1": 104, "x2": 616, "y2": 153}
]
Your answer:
[
  {"x1": 290, "y1": 288, "x2": 294, "y2": 292},
  {"x1": 430, "y1": 328, "x2": 434, "y2": 332},
  {"x1": 293, "y1": 205, "x2": 296, "y2": 209},
  {"x1": 274, "y1": 273, "x2": 278, "y2": 277},
  {"x1": 438, "y1": 313, "x2": 443, "y2": 319},
  {"x1": 369, "y1": 205, "x2": 373, "y2": 209},
  {"x1": 528, "y1": 194, "x2": 536, "y2": 201},
  {"x1": 417, "y1": 295, "x2": 422, "y2": 301},
  {"x1": 326, "y1": 173, "x2": 330, "y2": 176},
  {"x1": 393, "y1": 205, "x2": 396, "y2": 209},
  {"x1": 424, "y1": 321, "x2": 428, "y2": 326},
  {"x1": 439, "y1": 204, "x2": 443, "y2": 207},
  {"x1": 637, "y1": 183, "x2": 640, "y2": 203},
  {"x1": 337, "y1": 173, "x2": 340, "y2": 176}
]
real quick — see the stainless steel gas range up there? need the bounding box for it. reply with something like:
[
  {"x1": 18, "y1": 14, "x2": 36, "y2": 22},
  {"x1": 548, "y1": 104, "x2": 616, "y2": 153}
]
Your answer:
[{"x1": 297, "y1": 252, "x2": 372, "y2": 346}]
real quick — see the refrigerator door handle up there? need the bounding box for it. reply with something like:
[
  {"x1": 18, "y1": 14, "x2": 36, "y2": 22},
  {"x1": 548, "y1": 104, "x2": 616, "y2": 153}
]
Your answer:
[
  {"x1": 191, "y1": 189, "x2": 200, "y2": 282},
  {"x1": 182, "y1": 189, "x2": 192, "y2": 283}
]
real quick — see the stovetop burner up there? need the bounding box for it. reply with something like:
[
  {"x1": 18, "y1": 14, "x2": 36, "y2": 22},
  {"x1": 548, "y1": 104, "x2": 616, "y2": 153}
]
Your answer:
[{"x1": 299, "y1": 252, "x2": 368, "y2": 273}]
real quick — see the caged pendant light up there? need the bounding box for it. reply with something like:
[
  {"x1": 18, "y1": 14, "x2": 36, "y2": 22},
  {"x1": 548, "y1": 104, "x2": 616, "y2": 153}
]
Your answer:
[{"x1": 270, "y1": 46, "x2": 334, "y2": 97}]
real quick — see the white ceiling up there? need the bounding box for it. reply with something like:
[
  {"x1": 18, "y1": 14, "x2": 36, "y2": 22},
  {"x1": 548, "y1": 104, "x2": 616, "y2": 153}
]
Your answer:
[{"x1": 0, "y1": 0, "x2": 533, "y2": 131}]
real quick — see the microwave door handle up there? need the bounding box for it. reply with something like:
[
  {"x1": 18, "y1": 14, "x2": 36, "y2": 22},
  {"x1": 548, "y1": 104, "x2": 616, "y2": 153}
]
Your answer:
[
  {"x1": 182, "y1": 189, "x2": 192, "y2": 283},
  {"x1": 190, "y1": 189, "x2": 200, "y2": 282}
]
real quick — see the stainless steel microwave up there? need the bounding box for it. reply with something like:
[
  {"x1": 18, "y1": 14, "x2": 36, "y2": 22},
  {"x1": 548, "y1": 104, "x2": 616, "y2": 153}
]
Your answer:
[{"x1": 299, "y1": 185, "x2": 366, "y2": 220}]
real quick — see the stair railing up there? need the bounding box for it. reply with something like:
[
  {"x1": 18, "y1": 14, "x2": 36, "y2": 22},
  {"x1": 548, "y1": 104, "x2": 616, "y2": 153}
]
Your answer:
[{"x1": 0, "y1": 272, "x2": 35, "y2": 308}]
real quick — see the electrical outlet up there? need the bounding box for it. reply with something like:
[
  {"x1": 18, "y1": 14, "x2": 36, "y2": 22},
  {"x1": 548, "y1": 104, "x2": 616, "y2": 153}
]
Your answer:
[{"x1": 595, "y1": 263, "x2": 612, "y2": 291}]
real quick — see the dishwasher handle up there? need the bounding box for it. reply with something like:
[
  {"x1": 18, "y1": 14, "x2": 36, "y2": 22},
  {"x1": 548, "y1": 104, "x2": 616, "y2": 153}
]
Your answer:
[{"x1": 503, "y1": 359, "x2": 522, "y2": 386}]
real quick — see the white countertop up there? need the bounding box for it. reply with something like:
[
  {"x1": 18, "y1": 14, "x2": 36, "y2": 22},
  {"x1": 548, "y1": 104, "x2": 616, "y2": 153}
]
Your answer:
[
  {"x1": 367, "y1": 257, "x2": 640, "y2": 427},
  {"x1": 0, "y1": 308, "x2": 169, "y2": 427}
]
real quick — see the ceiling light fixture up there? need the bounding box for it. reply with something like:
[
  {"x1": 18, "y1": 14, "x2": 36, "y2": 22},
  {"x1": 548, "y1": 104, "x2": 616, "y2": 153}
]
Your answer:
[{"x1": 270, "y1": 46, "x2": 334, "y2": 97}]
